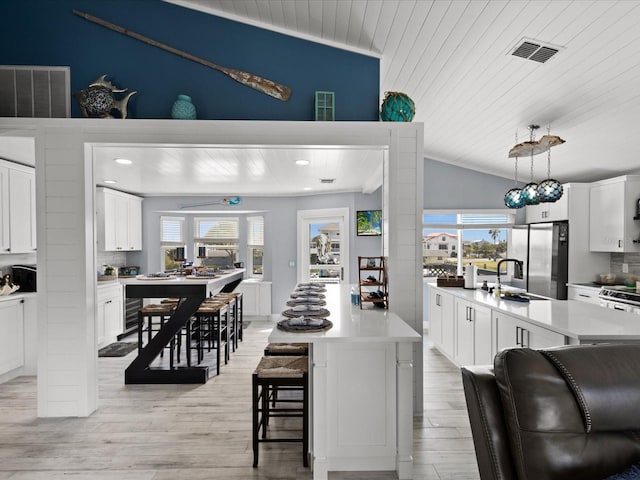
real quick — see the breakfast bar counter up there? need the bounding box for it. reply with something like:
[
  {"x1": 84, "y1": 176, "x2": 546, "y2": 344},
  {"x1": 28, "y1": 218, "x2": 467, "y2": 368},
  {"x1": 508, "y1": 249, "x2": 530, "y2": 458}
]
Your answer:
[
  {"x1": 269, "y1": 284, "x2": 421, "y2": 480},
  {"x1": 120, "y1": 269, "x2": 244, "y2": 384}
]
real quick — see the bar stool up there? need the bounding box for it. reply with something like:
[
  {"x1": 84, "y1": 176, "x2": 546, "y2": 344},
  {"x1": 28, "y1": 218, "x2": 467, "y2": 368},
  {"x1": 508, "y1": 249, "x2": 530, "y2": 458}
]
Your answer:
[
  {"x1": 137, "y1": 303, "x2": 176, "y2": 366},
  {"x1": 213, "y1": 293, "x2": 237, "y2": 352},
  {"x1": 194, "y1": 300, "x2": 229, "y2": 375},
  {"x1": 252, "y1": 355, "x2": 309, "y2": 468},
  {"x1": 264, "y1": 343, "x2": 309, "y2": 356}
]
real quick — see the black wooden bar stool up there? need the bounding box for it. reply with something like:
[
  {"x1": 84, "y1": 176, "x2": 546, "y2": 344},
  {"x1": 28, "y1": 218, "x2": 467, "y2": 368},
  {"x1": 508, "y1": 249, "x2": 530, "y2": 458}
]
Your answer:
[
  {"x1": 137, "y1": 303, "x2": 176, "y2": 366},
  {"x1": 213, "y1": 293, "x2": 238, "y2": 352},
  {"x1": 264, "y1": 343, "x2": 309, "y2": 356},
  {"x1": 252, "y1": 355, "x2": 309, "y2": 468},
  {"x1": 195, "y1": 300, "x2": 229, "y2": 375}
]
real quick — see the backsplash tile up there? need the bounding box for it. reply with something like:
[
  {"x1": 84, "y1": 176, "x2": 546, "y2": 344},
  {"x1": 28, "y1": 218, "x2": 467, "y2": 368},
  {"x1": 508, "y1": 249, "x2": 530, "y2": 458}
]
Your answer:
[{"x1": 96, "y1": 251, "x2": 126, "y2": 275}]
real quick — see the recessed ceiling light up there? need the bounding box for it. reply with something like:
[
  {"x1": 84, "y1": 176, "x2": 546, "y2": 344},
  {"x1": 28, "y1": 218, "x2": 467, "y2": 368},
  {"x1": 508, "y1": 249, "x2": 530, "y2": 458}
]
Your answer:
[
  {"x1": 104, "y1": 180, "x2": 117, "y2": 184},
  {"x1": 115, "y1": 158, "x2": 132, "y2": 165},
  {"x1": 303, "y1": 187, "x2": 313, "y2": 191},
  {"x1": 296, "y1": 160, "x2": 310, "y2": 166}
]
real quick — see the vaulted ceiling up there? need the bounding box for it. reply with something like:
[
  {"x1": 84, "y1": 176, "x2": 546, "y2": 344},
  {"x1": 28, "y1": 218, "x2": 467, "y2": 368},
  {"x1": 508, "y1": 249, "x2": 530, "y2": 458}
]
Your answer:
[{"x1": 170, "y1": 0, "x2": 640, "y2": 184}]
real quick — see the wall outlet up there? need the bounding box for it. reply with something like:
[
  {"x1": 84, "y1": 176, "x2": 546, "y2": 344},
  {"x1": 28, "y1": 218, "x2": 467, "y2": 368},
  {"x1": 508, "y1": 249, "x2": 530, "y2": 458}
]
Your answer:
[{"x1": 623, "y1": 263, "x2": 629, "y2": 273}]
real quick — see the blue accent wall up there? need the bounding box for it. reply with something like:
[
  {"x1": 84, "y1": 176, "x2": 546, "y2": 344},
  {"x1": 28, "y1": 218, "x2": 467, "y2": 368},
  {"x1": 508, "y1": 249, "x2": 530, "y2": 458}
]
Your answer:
[{"x1": 0, "y1": 0, "x2": 380, "y2": 120}]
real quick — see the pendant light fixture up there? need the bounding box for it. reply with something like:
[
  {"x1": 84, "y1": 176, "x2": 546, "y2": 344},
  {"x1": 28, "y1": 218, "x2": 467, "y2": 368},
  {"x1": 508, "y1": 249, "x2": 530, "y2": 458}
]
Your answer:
[
  {"x1": 537, "y1": 126, "x2": 564, "y2": 202},
  {"x1": 519, "y1": 125, "x2": 540, "y2": 205},
  {"x1": 504, "y1": 130, "x2": 524, "y2": 209},
  {"x1": 506, "y1": 123, "x2": 566, "y2": 206},
  {"x1": 504, "y1": 154, "x2": 524, "y2": 209}
]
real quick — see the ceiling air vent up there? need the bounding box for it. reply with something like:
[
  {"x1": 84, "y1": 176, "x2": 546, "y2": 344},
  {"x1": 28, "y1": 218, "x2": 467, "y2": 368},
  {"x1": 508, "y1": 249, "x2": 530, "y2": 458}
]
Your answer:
[
  {"x1": 320, "y1": 178, "x2": 335, "y2": 184},
  {"x1": 511, "y1": 39, "x2": 561, "y2": 64}
]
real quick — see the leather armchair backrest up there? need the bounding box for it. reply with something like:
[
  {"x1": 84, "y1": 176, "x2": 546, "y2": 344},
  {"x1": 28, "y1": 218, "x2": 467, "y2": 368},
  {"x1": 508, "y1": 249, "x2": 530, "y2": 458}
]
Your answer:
[
  {"x1": 494, "y1": 345, "x2": 640, "y2": 480},
  {"x1": 461, "y1": 365, "x2": 517, "y2": 480}
]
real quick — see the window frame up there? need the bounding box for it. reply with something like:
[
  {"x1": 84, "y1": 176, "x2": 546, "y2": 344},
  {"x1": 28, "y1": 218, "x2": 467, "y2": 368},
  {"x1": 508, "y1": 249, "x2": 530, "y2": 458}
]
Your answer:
[
  {"x1": 422, "y1": 209, "x2": 515, "y2": 280},
  {"x1": 160, "y1": 216, "x2": 185, "y2": 272},
  {"x1": 193, "y1": 216, "x2": 240, "y2": 266},
  {"x1": 247, "y1": 215, "x2": 264, "y2": 279}
]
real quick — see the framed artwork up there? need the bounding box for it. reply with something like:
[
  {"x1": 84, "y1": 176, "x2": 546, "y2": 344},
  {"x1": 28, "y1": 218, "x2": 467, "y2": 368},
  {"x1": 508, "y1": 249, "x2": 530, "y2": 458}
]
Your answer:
[{"x1": 356, "y1": 210, "x2": 382, "y2": 236}]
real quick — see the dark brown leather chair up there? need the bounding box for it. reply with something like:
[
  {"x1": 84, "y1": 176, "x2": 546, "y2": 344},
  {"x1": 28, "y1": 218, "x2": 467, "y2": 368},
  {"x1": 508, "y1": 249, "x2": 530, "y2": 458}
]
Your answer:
[{"x1": 461, "y1": 344, "x2": 640, "y2": 480}]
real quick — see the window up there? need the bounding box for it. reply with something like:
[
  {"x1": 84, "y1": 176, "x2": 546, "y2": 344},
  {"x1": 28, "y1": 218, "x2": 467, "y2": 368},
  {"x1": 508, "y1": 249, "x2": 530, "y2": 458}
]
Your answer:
[
  {"x1": 422, "y1": 211, "x2": 514, "y2": 278},
  {"x1": 247, "y1": 215, "x2": 264, "y2": 278},
  {"x1": 160, "y1": 216, "x2": 184, "y2": 271},
  {"x1": 194, "y1": 217, "x2": 239, "y2": 268}
]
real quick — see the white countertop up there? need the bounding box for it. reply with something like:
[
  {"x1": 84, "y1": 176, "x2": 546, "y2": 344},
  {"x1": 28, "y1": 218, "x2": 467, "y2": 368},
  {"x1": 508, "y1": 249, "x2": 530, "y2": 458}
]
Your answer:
[
  {"x1": 269, "y1": 284, "x2": 421, "y2": 344},
  {"x1": 428, "y1": 283, "x2": 640, "y2": 342},
  {"x1": 0, "y1": 292, "x2": 36, "y2": 303},
  {"x1": 118, "y1": 268, "x2": 245, "y2": 286}
]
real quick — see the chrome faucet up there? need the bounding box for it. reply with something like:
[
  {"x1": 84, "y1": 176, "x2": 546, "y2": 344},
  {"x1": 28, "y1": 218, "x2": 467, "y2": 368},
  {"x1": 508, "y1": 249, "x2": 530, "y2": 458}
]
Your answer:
[{"x1": 496, "y1": 258, "x2": 524, "y2": 286}]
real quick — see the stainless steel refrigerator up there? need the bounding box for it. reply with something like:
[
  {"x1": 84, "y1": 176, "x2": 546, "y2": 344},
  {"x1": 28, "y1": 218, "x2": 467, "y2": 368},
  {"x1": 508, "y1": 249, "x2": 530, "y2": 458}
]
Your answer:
[{"x1": 509, "y1": 222, "x2": 569, "y2": 299}]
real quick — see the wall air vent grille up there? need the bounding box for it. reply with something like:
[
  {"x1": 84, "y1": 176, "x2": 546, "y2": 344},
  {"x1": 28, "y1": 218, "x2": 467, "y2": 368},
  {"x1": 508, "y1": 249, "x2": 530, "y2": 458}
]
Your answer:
[
  {"x1": 0, "y1": 65, "x2": 70, "y2": 118},
  {"x1": 511, "y1": 39, "x2": 561, "y2": 64}
]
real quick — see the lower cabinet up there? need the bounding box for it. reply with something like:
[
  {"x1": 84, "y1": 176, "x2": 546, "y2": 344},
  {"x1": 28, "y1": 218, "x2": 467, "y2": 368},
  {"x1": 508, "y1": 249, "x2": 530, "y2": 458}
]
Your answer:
[
  {"x1": 0, "y1": 297, "x2": 24, "y2": 376},
  {"x1": 454, "y1": 298, "x2": 493, "y2": 366},
  {"x1": 428, "y1": 287, "x2": 454, "y2": 359},
  {"x1": 494, "y1": 311, "x2": 566, "y2": 351},
  {"x1": 235, "y1": 280, "x2": 272, "y2": 316},
  {"x1": 97, "y1": 283, "x2": 123, "y2": 349}
]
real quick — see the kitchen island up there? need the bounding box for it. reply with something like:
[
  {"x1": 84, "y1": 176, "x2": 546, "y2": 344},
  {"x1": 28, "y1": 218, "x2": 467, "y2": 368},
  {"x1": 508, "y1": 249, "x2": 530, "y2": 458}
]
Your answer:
[
  {"x1": 269, "y1": 284, "x2": 421, "y2": 480},
  {"x1": 120, "y1": 269, "x2": 244, "y2": 384},
  {"x1": 427, "y1": 283, "x2": 640, "y2": 368}
]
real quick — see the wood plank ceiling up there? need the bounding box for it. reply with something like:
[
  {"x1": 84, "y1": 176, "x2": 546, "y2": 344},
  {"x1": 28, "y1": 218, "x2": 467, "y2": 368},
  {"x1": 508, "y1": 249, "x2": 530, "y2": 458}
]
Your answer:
[{"x1": 170, "y1": 0, "x2": 640, "y2": 184}]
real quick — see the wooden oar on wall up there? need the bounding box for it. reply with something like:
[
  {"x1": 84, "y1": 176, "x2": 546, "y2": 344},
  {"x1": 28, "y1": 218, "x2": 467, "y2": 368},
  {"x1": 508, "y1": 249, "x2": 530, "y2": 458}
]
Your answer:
[{"x1": 72, "y1": 9, "x2": 292, "y2": 102}]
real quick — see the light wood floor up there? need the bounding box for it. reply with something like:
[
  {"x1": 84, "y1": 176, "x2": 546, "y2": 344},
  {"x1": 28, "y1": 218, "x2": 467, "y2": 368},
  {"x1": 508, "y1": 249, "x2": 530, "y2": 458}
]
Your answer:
[{"x1": 0, "y1": 319, "x2": 480, "y2": 480}]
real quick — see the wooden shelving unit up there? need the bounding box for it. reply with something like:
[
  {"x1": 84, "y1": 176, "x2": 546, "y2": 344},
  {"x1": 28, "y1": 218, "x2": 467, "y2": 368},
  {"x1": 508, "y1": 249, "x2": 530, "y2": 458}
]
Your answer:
[{"x1": 358, "y1": 256, "x2": 388, "y2": 309}]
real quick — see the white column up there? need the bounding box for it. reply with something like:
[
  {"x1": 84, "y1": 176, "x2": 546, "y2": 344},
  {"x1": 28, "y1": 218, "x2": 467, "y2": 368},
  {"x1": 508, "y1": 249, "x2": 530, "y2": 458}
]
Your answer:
[
  {"x1": 36, "y1": 130, "x2": 97, "y2": 417},
  {"x1": 312, "y1": 342, "x2": 329, "y2": 480}
]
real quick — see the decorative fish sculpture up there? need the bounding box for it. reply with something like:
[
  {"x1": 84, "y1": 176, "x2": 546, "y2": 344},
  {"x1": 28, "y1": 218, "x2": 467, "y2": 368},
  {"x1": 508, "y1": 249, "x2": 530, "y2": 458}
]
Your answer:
[{"x1": 74, "y1": 75, "x2": 136, "y2": 118}]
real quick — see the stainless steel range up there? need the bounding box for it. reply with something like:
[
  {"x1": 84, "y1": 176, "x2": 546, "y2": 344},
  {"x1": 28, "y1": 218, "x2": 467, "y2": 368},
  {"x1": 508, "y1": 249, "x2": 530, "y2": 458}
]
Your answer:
[{"x1": 598, "y1": 286, "x2": 640, "y2": 313}]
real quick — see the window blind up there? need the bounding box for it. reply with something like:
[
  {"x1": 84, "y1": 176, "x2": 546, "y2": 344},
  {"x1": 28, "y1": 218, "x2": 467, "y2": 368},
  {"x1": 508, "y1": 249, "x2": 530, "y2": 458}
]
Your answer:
[
  {"x1": 247, "y1": 216, "x2": 264, "y2": 246},
  {"x1": 195, "y1": 217, "x2": 239, "y2": 241},
  {"x1": 160, "y1": 216, "x2": 184, "y2": 243}
]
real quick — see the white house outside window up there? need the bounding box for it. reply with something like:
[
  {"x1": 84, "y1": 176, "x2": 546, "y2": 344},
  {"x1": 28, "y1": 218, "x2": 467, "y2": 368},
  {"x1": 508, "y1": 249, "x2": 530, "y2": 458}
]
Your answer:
[
  {"x1": 247, "y1": 215, "x2": 264, "y2": 278},
  {"x1": 160, "y1": 216, "x2": 185, "y2": 271},
  {"x1": 423, "y1": 211, "x2": 515, "y2": 279},
  {"x1": 194, "y1": 217, "x2": 239, "y2": 268}
]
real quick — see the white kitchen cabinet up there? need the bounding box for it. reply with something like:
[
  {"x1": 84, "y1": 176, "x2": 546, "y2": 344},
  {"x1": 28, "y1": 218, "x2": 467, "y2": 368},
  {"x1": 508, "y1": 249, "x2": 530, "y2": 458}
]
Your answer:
[
  {"x1": 567, "y1": 285, "x2": 601, "y2": 305},
  {"x1": 97, "y1": 282, "x2": 123, "y2": 348},
  {"x1": 96, "y1": 187, "x2": 143, "y2": 251},
  {"x1": 427, "y1": 287, "x2": 454, "y2": 360},
  {"x1": 525, "y1": 190, "x2": 568, "y2": 223},
  {"x1": 0, "y1": 160, "x2": 36, "y2": 254},
  {"x1": 0, "y1": 297, "x2": 24, "y2": 377},
  {"x1": 235, "y1": 279, "x2": 272, "y2": 316},
  {"x1": 589, "y1": 175, "x2": 640, "y2": 252},
  {"x1": 454, "y1": 298, "x2": 492, "y2": 366},
  {"x1": 494, "y1": 310, "x2": 566, "y2": 352}
]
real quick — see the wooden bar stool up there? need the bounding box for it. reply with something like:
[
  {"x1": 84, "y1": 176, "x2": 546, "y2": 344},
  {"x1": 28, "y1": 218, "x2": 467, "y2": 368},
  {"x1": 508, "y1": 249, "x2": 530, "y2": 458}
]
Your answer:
[
  {"x1": 137, "y1": 303, "x2": 176, "y2": 367},
  {"x1": 213, "y1": 293, "x2": 237, "y2": 352},
  {"x1": 264, "y1": 343, "x2": 309, "y2": 356},
  {"x1": 252, "y1": 355, "x2": 309, "y2": 468},
  {"x1": 195, "y1": 300, "x2": 229, "y2": 375}
]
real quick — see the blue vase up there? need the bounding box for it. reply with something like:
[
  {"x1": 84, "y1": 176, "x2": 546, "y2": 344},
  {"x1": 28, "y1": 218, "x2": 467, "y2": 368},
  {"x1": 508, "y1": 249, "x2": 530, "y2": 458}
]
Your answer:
[{"x1": 171, "y1": 94, "x2": 196, "y2": 120}]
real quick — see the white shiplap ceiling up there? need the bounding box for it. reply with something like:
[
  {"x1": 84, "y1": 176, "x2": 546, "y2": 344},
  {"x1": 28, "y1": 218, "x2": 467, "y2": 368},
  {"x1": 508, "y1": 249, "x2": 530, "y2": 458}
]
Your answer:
[
  {"x1": 169, "y1": 0, "x2": 640, "y2": 185},
  {"x1": 5, "y1": 1, "x2": 640, "y2": 196}
]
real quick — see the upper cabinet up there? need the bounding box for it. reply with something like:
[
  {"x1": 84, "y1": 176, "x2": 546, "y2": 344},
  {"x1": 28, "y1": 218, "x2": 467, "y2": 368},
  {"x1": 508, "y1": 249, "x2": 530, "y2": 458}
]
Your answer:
[
  {"x1": 525, "y1": 189, "x2": 569, "y2": 223},
  {"x1": 589, "y1": 176, "x2": 640, "y2": 252},
  {"x1": 96, "y1": 187, "x2": 143, "y2": 251},
  {"x1": 0, "y1": 160, "x2": 36, "y2": 254}
]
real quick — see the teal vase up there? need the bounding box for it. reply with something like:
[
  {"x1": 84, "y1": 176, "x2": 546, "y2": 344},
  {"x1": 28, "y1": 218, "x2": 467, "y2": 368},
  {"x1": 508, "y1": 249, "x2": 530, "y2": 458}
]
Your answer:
[{"x1": 171, "y1": 94, "x2": 196, "y2": 120}]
